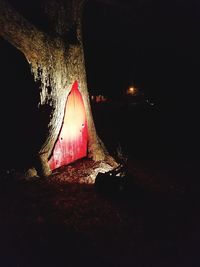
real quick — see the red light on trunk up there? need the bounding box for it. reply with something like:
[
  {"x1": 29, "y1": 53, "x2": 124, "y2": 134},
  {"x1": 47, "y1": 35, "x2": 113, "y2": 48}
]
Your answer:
[{"x1": 49, "y1": 81, "x2": 88, "y2": 170}]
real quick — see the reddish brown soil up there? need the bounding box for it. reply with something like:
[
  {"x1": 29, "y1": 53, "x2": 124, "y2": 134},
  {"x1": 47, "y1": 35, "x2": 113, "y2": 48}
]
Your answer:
[{"x1": 0, "y1": 158, "x2": 200, "y2": 267}]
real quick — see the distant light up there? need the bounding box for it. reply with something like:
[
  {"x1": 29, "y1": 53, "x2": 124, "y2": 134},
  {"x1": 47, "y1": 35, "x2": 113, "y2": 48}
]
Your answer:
[
  {"x1": 92, "y1": 95, "x2": 107, "y2": 103},
  {"x1": 127, "y1": 86, "x2": 137, "y2": 95}
]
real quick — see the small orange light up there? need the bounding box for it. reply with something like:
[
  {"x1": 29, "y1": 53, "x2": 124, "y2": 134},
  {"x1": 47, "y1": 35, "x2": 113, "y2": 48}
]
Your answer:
[{"x1": 127, "y1": 86, "x2": 137, "y2": 95}]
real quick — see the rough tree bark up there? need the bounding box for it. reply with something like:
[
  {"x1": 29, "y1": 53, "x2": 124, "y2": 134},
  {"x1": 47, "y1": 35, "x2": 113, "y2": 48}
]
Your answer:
[{"x1": 0, "y1": 0, "x2": 116, "y2": 177}]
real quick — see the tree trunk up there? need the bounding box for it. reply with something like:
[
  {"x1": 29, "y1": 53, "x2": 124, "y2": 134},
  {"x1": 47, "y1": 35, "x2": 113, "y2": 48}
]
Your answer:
[{"x1": 0, "y1": 0, "x2": 116, "y2": 177}]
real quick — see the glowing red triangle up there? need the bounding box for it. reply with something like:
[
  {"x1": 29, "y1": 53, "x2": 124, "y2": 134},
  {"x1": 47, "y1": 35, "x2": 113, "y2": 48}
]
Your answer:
[{"x1": 49, "y1": 81, "x2": 88, "y2": 170}]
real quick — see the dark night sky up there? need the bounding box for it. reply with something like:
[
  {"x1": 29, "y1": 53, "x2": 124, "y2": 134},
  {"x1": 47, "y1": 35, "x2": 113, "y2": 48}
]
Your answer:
[
  {"x1": 83, "y1": 0, "x2": 200, "y2": 101},
  {"x1": 83, "y1": 0, "x2": 200, "y2": 157}
]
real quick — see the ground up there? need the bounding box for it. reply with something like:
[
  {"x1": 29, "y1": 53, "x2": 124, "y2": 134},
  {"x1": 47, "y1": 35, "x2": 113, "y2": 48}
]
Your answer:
[{"x1": 0, "y1": 158, "x2": 200, "y2": 267}]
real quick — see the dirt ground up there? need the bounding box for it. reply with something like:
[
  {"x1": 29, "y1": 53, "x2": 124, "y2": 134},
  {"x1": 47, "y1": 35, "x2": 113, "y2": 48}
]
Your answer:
[{"x1": 0, "y1": 158, "x2": 200, "y2": 267}]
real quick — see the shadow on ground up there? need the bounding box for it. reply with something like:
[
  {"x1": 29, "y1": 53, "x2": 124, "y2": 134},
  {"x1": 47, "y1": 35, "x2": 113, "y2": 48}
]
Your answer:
[{"x1": 1, "y1": 157, "x2": 200, "y2": 267}]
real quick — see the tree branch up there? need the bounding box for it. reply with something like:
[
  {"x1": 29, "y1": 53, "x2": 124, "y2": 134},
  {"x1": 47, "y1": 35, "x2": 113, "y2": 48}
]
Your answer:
[{"x1": 0, "y1": 0, "x2": 46, "y2": 61}]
